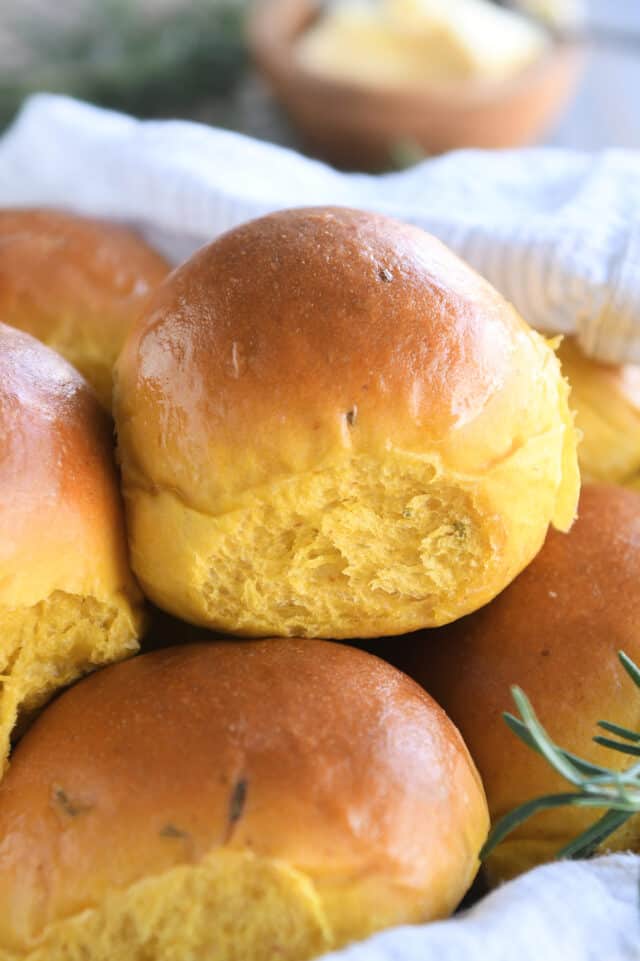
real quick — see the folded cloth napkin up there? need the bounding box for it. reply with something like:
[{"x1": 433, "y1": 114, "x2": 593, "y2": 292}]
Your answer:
[
  {"x1": 0, "y1": 95, "x2": 639, "y2": 961},
  {"x1": 324, "y1": 854, "x2": 640, "y2": 961},
  {"x1": 1, "y1": 94, "x2": 640, "y2": 363}
]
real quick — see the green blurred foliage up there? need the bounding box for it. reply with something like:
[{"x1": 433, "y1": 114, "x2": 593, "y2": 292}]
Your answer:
[{"x1": 0, "y1": 0, "x2": 248, "y2": 127}]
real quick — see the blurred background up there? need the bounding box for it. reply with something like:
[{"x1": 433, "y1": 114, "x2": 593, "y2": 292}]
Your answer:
[{"x1": 0, "y1": 0, "x2": 638, "y2": 170}]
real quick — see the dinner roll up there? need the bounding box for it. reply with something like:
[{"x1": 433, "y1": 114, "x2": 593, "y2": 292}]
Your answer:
[
  {"x1": 402, "y1": 484, "x2": 640, "y2": 885},
  {"x1": 115, "y1": 207, "x2": 579, "y2": 638},
  {"x1": 0, "y1": 640, "x2": 488, "y2": 961},
  {"x1": 558, "y1": 336, "x2": 640, "y2": 487},
  {"x1": 0, "y1": 208, "x2": 169, "y2": 408},
  {"x1": 0, "y1": 324, "x2": 144, "y2": 774}
]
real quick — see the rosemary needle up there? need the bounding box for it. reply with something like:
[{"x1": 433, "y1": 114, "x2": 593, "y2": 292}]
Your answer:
[{"x1": 481, "y1": 650, "x2": 640, "y2": 863}]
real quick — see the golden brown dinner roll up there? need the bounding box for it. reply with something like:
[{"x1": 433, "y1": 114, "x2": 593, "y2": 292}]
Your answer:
[
  {"x1": 115, "y1": 206, "x2": 579, "y2": 639},
  {"x1": 401, "y1": 484, "x2": 640, "y2": 885},
  {"x1": 0, "y1": 639, "x2": 488, "y2": 961},
  {"x1": 558, "y1": 336, "x2": 640, "y2": 487},
  {"x1": 0, "y1": 208, "x2": 169, "y2": 408},
  {"x1": 0, "y1": 324, "x2": 144, "y2": 774}
]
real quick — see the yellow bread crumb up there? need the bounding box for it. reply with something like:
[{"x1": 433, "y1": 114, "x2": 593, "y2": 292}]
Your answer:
[
  {"x1": 0, "y1": 852, "x2": 332, "y2": 961},
  {"x1": 128, "y1": 421, "x2": 576, "y2": 638},
  {"x1": 0, "y1": 592, "x2": 139, "y2": 773}
]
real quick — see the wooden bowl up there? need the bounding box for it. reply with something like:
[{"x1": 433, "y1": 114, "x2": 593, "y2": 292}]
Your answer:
[{"x1": 247, "y1": 0, "x2": 583, "y2": 170}]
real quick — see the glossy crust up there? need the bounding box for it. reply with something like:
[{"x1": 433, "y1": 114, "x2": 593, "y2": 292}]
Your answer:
[
  {"x1": 558, "y1": 336, "x2": 640, "y2": 486},
  {"x1": 0, "y1": 208, "x2": 169, "y2": 407},
  {"x1": 401, "y1": 485, "x2": 640, "y2": 884},
  {"x1": 0, "y1": 324, "x2": 143, "y2": 770},
  {"x1": 115, "y1": 207, "x2": 579, "y2": 637},
  {"x1": 0, "y1": 640, "x2": 488, "y2": 959}
]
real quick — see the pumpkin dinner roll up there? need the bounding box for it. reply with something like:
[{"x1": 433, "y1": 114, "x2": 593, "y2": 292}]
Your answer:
[
  {"x1": 0, "y1": 208, "x2": 169, "y2": 408},
  {"x1": 558, "y1": 336, "x2": 640, "y2": 488},
  {"x1": 0, "y1": 639, "x2": 489, "y2": 961},
  {"x1": 0, "y1": 324, "x2": 144, "y2": 775},
  {"x1": 401, "y1": 484, "x2": 640, "y2": 886},
  {"x1": 115, "y1": 206, "x2": 579, "y2": 638}
]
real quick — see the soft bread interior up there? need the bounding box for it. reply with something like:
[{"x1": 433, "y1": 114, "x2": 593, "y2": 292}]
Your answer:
[
  {"x1": 0, "y1": 847, "x2": 464, "y2": 961},
  {"x1": 127, "y1": 428, "x2": 574, "y2": 638},
  {"x1": 0, "y1": 853, "x2": 331, "y2": 961},
  {"x1": 0, "y1": 592, "x2": 139, "y2": 772}
]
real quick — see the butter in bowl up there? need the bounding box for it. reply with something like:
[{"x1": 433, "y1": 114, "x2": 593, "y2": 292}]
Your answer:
[{"x1": 248, "y1": 0, "x2": 583, "y2": 169}]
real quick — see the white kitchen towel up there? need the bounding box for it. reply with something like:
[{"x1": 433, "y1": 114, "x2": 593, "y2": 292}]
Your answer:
[
  {"x1": 325, "y1": 854, "x2": 640, "y2": 961},
  {"x1": 1, "y1": 93, "x2": 640, "y2": 363},
  {"x1": 0, "y1": 94, "x2": 639, "y2": 959}
]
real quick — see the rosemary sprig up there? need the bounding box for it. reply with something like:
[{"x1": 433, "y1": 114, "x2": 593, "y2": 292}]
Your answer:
[
  {"x1": 0, "y1": 0, "x2": 248, "y2": 127},
  {"x1": 481, "y1": 651, "x2": 640, "y2": 862}
]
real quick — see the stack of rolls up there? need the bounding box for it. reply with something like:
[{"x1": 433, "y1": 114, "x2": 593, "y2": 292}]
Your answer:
[{"x1": 0, "y1": 203, "x2": 599, "y2": 961}]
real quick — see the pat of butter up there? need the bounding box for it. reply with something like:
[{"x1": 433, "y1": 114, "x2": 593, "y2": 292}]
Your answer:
[{"x1": 297, "y1": 0, "x2": 550, "y2": 87}]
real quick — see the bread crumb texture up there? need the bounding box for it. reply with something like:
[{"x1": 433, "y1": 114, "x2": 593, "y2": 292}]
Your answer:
[
  {"x1": 0, "y1": 592, "x2": 138, "y2": 773},
  {"x1": 129, "y1": 416, "x2": 577, "y2": 638},
  {"x1": 0, "y1": 845, "x2": 474, "y2": 961},
  {"x1": 0, "y1": 852, "x2": 336, "y2": 961}
]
